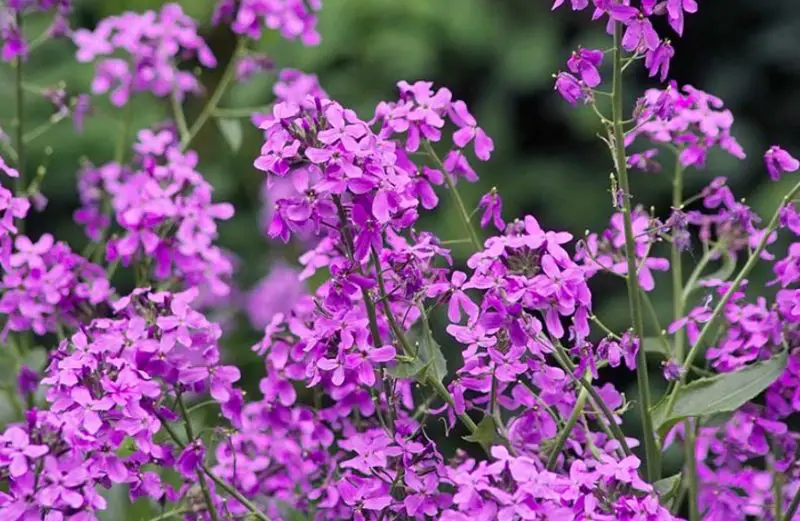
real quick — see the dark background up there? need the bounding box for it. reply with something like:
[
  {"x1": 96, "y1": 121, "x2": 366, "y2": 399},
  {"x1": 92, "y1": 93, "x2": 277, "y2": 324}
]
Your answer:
[{"x1": 1, "y1": 1, "x2": 799, "y2": 518}]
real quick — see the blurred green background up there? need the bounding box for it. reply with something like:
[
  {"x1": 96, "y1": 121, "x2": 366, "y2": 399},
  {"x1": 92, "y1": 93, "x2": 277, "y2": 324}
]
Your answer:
[{"x1": 2, "y1": 0, "x2": 800, "y2": 518}]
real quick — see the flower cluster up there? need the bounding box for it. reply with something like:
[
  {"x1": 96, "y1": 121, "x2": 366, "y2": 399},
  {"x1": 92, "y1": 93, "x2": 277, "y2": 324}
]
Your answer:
[
  {"x1": 1, "y1": 0, "x2": 72, "y2": 62},
  {"x1": 4, "y1": 1, "x2": 800, "y2": 521},
  {"x1": 553, "y1": 0, "x2": 697, "y2": 103},
  {"x1": 74, "y1": 128, "x2": 235, "y2": 296},
  {"x1": 73, "y1": 3, "x2": 216, "y2": 106},
  {"x1": 0, "y1": 234, "x2": 111, "y2": 336},
  {"x1": 0, "y1": 287, "x2": 241, "y2": 520},
  {"x1": 212, "y1": 0, "x2": 323, "y2": 46},
  {"x1": 627, "y1": 83, "x2": 746, "y2": 171}
]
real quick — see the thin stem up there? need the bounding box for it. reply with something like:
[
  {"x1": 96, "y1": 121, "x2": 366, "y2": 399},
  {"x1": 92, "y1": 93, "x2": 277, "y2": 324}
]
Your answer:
[
  {"x1": 671, "y1": 160, "x2": 685, "y2": 360},
  {"x1": 681, "y1": 241, "x2": 724, "y2": 302},
  {"x1": 640, "y1": 290, "x2": 671, "y2": 355},
  {"x1": 784, "y1": 485, "x2": 800, "y2": 521},
  {"x1": 114, "y1": 103, "x2": 133, "y2": 164},
  {"x1": 551, "y1": 342, "x2": 633, "y2": 457},
  {"x1": 685, "y1": 419, "x2": 700, "y2": 521},
  {"x1": 665, "y1": 179, "x2": 800, "y2": 416},
  {"x1": 171, "y1": 88, "x2": 191, "y2": 144},
  {"x1": 547, "y1": 374, "x2": 590, "y2": 470},
  {"x1": 213, "y1": 105, "x2": 273, "y2": 118},
  {"x1": 145, "y1": 509, "x2": 189, "y2": 521},
  {"x1": 157, "y1": 406, "x2": 272, "y2": 521},
  {"x1": 14, "y1": 11, "x2": 26, "y2": 230},
  {"x1": 175, "y1": 391, "x2": 220, "y2": 521},
  {"x1": 423, "y1": 140, "x2": 481, "y2": 250},
  {"x1": 181, "y1": 39, "x2": 246, "y2": 151},
  {"x1": 612, "y1": 21, "x2": 659, "y2": 482}
]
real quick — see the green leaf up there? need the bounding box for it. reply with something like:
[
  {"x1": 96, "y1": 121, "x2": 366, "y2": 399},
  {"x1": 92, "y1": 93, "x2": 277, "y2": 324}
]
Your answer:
[
  {"x1": 115, "y1": 436, "x2": 137, "y2": 458},
  {"x1": 653, "y1": 474, "x2": 681, "y2": 501},
  {"x1": 462, "y1": 415, "x2": 497, "y2": 447},
  {"x1": 216, "y1": 118, "x2": 243, "y2": 152},
  {"x1": 642, "y1": 337, "x2": 669, "y2": 357},
  {"x1": 652, "y1": 351, "x2": 787, "y2": 436},
  {"x1": 388, "y1": 322, "x2": 447, "y2": 384}
]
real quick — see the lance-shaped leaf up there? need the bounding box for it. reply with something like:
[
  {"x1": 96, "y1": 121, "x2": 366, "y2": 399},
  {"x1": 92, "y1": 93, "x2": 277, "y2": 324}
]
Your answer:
[{"x1": 652, "y1": 351, "x2": 787, "y2": 437}]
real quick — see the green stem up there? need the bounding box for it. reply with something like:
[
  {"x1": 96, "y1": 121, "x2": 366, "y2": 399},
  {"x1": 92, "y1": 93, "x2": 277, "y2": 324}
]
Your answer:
[
  {"x1": 157, "y1": 410, "x2": 272, "y2": 521},
  {"x1": 665, "y1": 179, "x2": 800, "y2": 416},
  {"x1": 547, "y1": 375, "x2": 590, "y2": 470},
  {"x1": 551, "y1": 342, "x2": 633, "y2": 457},
  {"x1": 611, "y1": 22, "x2": 659, "y2": 482},
  {"x1": 213, "y1": 105, "x2": 273, "y2": 118},
  {"x1": 175, "y1": 392, "x2": 220, "y2": 521},
  {"x1": 114, "y1": 103, "x2": 133, "y2": 164},
  {"x1": 423, "y1": 140, "x2": 481, "y2": 250},
  {"x1": 671, "y1": 161, "x2": 685, "y2": 360},
  {"x1": 14, "y1": 11, "x2": 26, "y2": 231},
  {"x1": 784, "y1": 486, "x2": 800, "y2": 521},
  {"x1": 171, "y1": 88, "x2": 191, "y2": 144},
  {"x1": 681, "y1": 242, "x2": 724, "y2": 302},
  {"x1": 640, "y1": 290, "x2": 671, "y2": 355},
  {"x1": 181, "y1": 39, "x2": 246, "y2": 151},
  {"x1": 685, "y1": 419, "x2": 700, "y2": 521},
  {"x1": 145, "y1": 509, "x2": 189, "y2": 521}
]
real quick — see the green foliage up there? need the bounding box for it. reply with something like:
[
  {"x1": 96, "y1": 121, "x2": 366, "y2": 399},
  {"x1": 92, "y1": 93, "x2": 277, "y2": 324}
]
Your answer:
[{"x1": 651, "y1": 351, "x2": 788, "y2": 437}]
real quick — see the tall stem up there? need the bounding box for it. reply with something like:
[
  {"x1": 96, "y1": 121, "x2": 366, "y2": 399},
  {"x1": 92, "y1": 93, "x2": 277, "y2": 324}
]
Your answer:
[
  {"x1": 423, "y1": 140, "x2": 481, "y2": 250},
  {"x1": 611, "y1": 22, "x2": 659, "y2": 482},
  {"x1": 157, "y1": 409, "x2": 272, "y2": 521},
  {"x1": 685, "y1": 419, "x2": 700, "y2": 521},
  {"x1": 546, "y1": 375, "x2": 589, "y2": 470},
  {"x1": 175, "y1": 392, "x2": 220, "y2": 521},
  {"x1": 14, "y1": 11, "x2": 26, "y2": 231},
  {"x1": 671, "y1": 161, "x2": 685, "y2": 360},
  {"x1": 181, "y1": 39, "x2": 246, "y2": 151}
]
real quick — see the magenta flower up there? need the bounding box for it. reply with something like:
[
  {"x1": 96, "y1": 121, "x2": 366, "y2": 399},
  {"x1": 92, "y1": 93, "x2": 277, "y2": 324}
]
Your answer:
[
  {"x1": 621, "y1": 14, "x2": 660, "y2": 52},
  {"x1": 0, "y1": 427, "x2": 49, "y2": 478},
  {"x1": 176, "y1": 441, "x2": 205, "y2": 478},
  {"x1": 449, "y1": 100, "x2": 494, "y2": 161},
  {"x1": 554, "y1": 72, "x2": 585, "y2": 106},
  {"x1": 764, "y1": 145, "x2": 799, "y2": 181},
  {"x1": 567, "y1": 48, "x2": 604, "y2": 88},
  {"x1": 478, "y1": 189, "x2": 504, "y2": 231},
  {"x1": 645, "y1": 40, "x2": 674, "y2": 82}
]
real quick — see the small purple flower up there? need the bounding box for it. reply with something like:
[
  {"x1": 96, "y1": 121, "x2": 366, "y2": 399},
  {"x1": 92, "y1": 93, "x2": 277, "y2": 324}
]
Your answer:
[
  {"x1": 554, "y1": 72, "x2": 586, "y2": 106},
  {"x1": 567, "y1": 48, "x2": 604, "y2": 88},
  {"x1": 478, "y1": 189, "x2": 504, "y2": 231},
  {"x1": 176, "y1": 440, "x2": 205, "y2": 478},
  {"x1": 621, "y1": 14, "x2": 660, "y2": 53},
  {"x1": 764, "y1": 146, "x2": 799, "y2": 181},
  {"x1": 661, "y1": 358, "x2": 683, "y2": 381},
  {"x1": 645, "y1": 40, "x2": 674, "y2": 82}
]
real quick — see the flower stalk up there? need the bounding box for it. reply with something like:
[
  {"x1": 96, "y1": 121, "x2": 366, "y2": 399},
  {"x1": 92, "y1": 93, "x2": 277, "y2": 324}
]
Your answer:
[{"x1": 611, "y1": 21, "x2": 659, "y2": 482}]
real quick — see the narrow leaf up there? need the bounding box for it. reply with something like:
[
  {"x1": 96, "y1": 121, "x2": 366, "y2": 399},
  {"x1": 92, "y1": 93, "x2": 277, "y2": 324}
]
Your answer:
[
  {"x1": 216, "y1": 118, "x2": 243, "y2": 152},
  {"x1": 652, "y1": 351, "x2": 787, "y2": 436}
]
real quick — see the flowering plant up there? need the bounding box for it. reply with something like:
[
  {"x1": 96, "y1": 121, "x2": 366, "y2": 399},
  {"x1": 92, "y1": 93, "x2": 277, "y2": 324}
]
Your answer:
[{"x1": 1, "y1": 1, "x2": 800, "y2": 521}]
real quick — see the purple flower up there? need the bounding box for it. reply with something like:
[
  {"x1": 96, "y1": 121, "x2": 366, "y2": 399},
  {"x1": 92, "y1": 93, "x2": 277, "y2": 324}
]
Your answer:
[
  {"x1": 0, "y1": 426, "x2": 49, "y2": 478},
  {"x1": 567, "y1": 48, "x2": 604, "y2": 88},
  {"x1": 554, "y1": 72, "x2": 586, "y2": 105},
  {"x1": 621, "y1": 14, "x2": 660, "y2": 53},
  {"x1": 176, "y1": 441, "x2": 205, "y2": 478},
  {"x1": 764, "y1": 145, "x2": 799, "y2": 181},
  {"x1": 645, "y1": 40, "x2": 674, "y2": 82},
  {"x1": 449, "y1": 100, "x2": 494, "y2": 161},
  {"x1": 478, "y1": 189, "x2": 504, "y2": 231}
]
